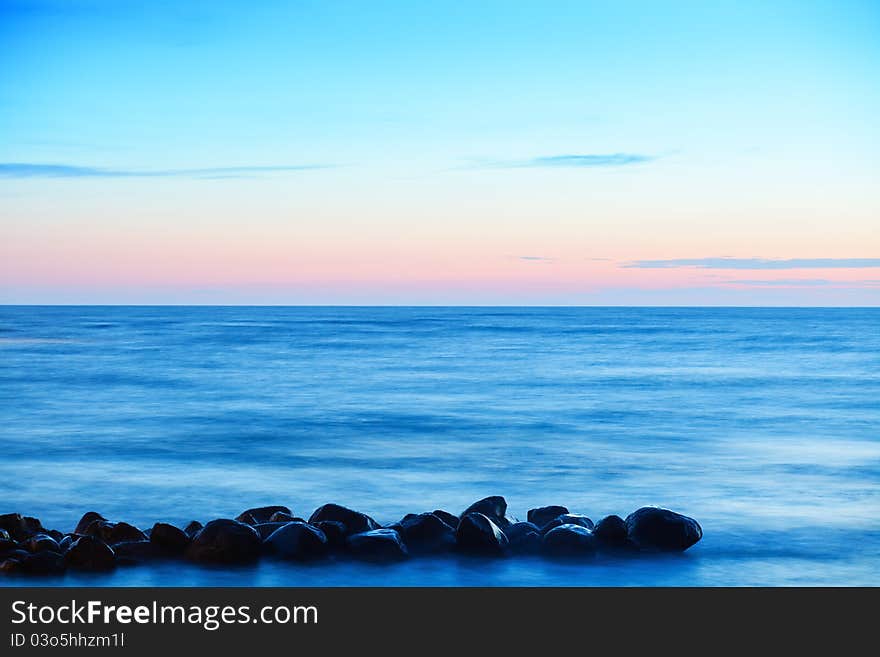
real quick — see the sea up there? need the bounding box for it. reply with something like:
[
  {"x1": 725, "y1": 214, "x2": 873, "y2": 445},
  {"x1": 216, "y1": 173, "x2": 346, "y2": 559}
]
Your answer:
[{"x1": 1, "y1": 306, "x2": 878, "y2": 586}]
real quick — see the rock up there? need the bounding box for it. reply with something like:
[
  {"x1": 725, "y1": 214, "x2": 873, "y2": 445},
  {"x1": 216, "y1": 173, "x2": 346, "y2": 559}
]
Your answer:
[
  {"x1": 0, "y1": 513, "x2": 45, "y2": 541},
  {"x1": 456, "y1": 513, "x2": 509, "y2": 555},
  {"x1": 460, "y1": 496, "x2": 512, "y2": 529},
  {"x1": 269, "y1": 512, "x2": 302, "y2": 523},
  {"x1": 593, "y1": 515, "x2": 630, "y2": 550},
  {"x1": 20, "y1": 551, "x2": 66, "y2": 575},
  {"x1": 25, "y1": 534, "x2": 60, "y2": 553},
  {"x1": 309, "y1": 504, "x2": 380, "y2": 536},
  {"x1": 235, "y1": 506, "x2": 292, "y2": 525},
  {"x1": 184, "y1": 521, "x2": 203, "y2": 537},
  {"x1": 65, "y1": 536, "x2": 116, "y2": 571},
  {"x1": 74, "y1": 512, "x2": 106, "y2": 535},
  {"x1": 0, "y1": 528, "x2": 15, "y2": 552},
  {"x1": 58, "y1": 535, "x2": 73, "y2": 552},
  {"x1": 347, "y1": 529, "x2": 408, "y2": 562},
  {"x1": 264, "y1": 522, "x2": 329, "y2": 561},
  {"x1": 432, "y1": 509, "x2": 459, "y2": 529},
  {"x1": 253, "y1": 522, "x2": 289, "y2": 540},
  {"x1": 542, "y1": 524, "x2": 598, "y2": 558},
  {"x1": 527, "y1": 506, "x2": 570, "y2": 529},
  {"x1": 539, "y1": 514, "x2": 594, "y2": 535},
  {"x1": 113, "y1": 541, "x2": 161, "y2": 566},
  {"x1": 149, "y1": 523, "x2": 190, "y2": 554},
  {"x1": 396, "y1": 513, "x2": 456, "y2": 554},
  {"x1": 504, "y1": 522, "x2": 542, "y2": 554},
  {"x1": 625, "y1": 507, "x2": 702, "y2": 552},
  {"x1": 186, "y1": 519, "x2": 262, "y2": 564},
  {"x1": 47, "y1": 529, "x2": 65, "y2": 542},
  {"x1": 314, "y1": 521, "x2": 347, "y2": 549},
  {"x1": 84, "y1": 520, "x2": 147, "y2": 544}
]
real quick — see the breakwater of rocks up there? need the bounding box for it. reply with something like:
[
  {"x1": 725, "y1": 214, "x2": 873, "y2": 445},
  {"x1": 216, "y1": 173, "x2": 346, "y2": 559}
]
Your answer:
[{"x1": 0, "y1": 497, "x2": 702, "y2": 576}]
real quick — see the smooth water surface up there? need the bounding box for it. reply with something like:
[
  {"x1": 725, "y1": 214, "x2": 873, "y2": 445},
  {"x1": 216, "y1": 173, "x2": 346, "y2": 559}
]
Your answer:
[{"x1": 1, "y1": 306, "x2": 878, "y2": 586}]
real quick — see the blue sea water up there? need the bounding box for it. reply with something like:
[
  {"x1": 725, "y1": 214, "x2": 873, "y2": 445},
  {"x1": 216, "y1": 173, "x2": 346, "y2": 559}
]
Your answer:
[{"x1": 1, "y1": 306, "x2": 878, "y2": 586}]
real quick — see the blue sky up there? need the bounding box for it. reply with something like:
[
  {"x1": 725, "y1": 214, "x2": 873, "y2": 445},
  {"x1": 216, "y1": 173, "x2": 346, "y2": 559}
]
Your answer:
[{"x1": 1, "y1": 0, "x2": 878, "y2": 304}]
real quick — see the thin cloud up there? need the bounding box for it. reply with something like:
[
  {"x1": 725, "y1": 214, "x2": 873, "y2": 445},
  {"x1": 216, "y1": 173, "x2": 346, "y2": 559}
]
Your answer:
[
  {"x1": 623, "y1": 257, "x2": 880, "y2": 270},
  {"x1": 0, "y1": 163, "x2": 332, "y2": 179},
  {"x1": 519, "y1": 255, "x2": 555, "y2": 262},
  {"x1": 466, "y1": 153, "x2": 655, "y2": 170},
  {"x1": 720, "y1": 279, "x2": 880, "y2": 288}
]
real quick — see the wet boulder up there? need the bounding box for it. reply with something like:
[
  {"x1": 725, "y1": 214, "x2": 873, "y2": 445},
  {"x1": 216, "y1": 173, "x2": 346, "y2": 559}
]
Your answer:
[
  {"x1": 456, "y1": 512, "x2": 509, "y2": 555},
  {"x1": 65, "y1": 536, "x2": 116, "y2": 571},
  {"x1": 20, "y1": 551, "x2": 66, "y2": 575},
  {"x1": 527, "y1": 506, "x2": 570, "y2": 529},
  {"x1": 432, "y1": 509, "x2": 459, "y2": 529},
  {"x1": 184, "y1": 521, "x2": 203, "y2": 538},
  {"x1": 58, "y1": 535, "x2": 74, "y2": 552},
  {"x1": 0, "y1": 513, "x2": 45, "y2": 541},
  {"x1": 625, "y1": 507, "x2": 702, "y2": 552},
  {"x1": 347, "y1": 529, "x2": 408, "y2": 562},
  {"x1": 504, "y1": 521, "x2": 542, "y2": 554},
  {"x1": 269, "y1": 511, "x2": 302, "y2": 523},
  {"x1": 74, "y1": 512, "x2": 106, "y2": 536},
  {"x1": 0, "y1": 528, "x2": 15, "y2": 552},
  {"x1": 593, "y1": 515, "x2": 630, "y2": 550},
  {"x1": 460, "y1": 496, "x2": 512, "y2": 529},
  {"x1": 149, "y1": 523, "x2": 190, "y2": 554},
  {"x1": 539, "y1": 514, "x2": 594, "y2": 535},
  {"x1": 84, "y1": 520, "x2": 147, "y2": 544},
  {"x1": 114, "y1": 541, "x2": 161, "y2": 566},
  {"x1": 542, "y1": 524, "x2": 598, "y2": 558},
  {"x1": 253, "y1": 522, "x2": 289, "y2": 540},
  {"x1": 396, "y1": 513, "x2": 456, "y2": 554},
  {"x1": 24, "y1": 534, "x2": 60, "y2": 553},
  {"x1": 235, "y1": 506, "x2": 292, "y2": 525},
  {"x1": 309, "y1": 504, "x2": 380, "y2": 536},
  {"x1": 264, "y1": 522, "x2": 329, "y2": 561},
  {"x1": 186, "y1": 519, "x2": 262, "y2": 564},
  {"x1": 314, "y1": 521, "x2": 347, "y2": 549}
]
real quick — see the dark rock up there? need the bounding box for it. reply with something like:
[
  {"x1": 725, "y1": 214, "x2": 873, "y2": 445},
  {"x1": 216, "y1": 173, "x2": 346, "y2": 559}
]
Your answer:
[
  {"x1": 432, "y1": 510, "x2": 459, "y2": 529},
  {"x1": 268, "y1": 512, "x2": 302, "y2": 523},
  {"x1": 264, "y1": 522, "x2": 328, "y2": 561},
  {"x1": 396, "y1": 513, "x2": 456, "y2": 554},
  {"x1": 346, "y1": 529, "x2": 408, "y2": 562},
  {"x1": 460, "y1": 496, "x2": 512, "y2": 529},
  {"x1": 456, "y1": 513, "x2": 509, "y2": 555},
  {"x1": 309, "y1": 504, "x2": 380, "y2": 536},
  {"x1": 84, "y1": 520, "x2": 147, "y2": 544},
  {"x1": 253, "y1": 522, "x2": 288, "y2": 540},
  {"x1": 113, "y1": 541, "x2": 161, "y2": 566},
  {"x1": 527, "y1": 506, "x2": 570, "y2": 529},
  {"x1": 542, "y1": 524, "x2": 598, "y2": 558},
  {"x1": 149, "y1": 523, "x2": 190, "y2": 554},
  {"x1": 235, "y1": 506, "x2": 292, "y2": 525},
  {"x1": 184, "y1": 521, "x2": 203, "y2": 538},
  {"x1": 1, "y1": 549, "x2": 29, "y2": 561},
  {"x1": 0, "y1": 513, "x2": 45, "y2": 541},
  {"x1": 593, "y1": 515, "x2": 630, "y2": 549},
  {"x1": 504, "y1": 521, "x2": 542, "y2": 554},
  {"x1": 74, "y1": 512, "x2": 106, "y2": 536},
  {"x1": 65, "y1": 536, "x2": 116, "y2": 571},
  {"x1": 25, "y1": 534, "x2": 60, "y2": 553},
  {"x1": 0, "y1": 559, "x2": 22, "y2": 574},
  {"x1": 0, "y1": 528, "x2": 9, "y2": 542},
  {"x1": 0, "y1": 528, "x2": 15, "y2": 552},
  {"x1": 539, "y1": 514, "x2": 594, "y2": 535},
  {"x1": 19, "y1": 551, "x2": 66, "y2": 575},
  {"x1": 186, "y1": 519, "x2": 262, "y2": 564},
  {"x1": 47, "y1": 529, "x2": 64, "y2": 542},
  {"x1": 58, "y1": 535, "x2": 73, "y2": 552},
  {"x1": 314, "y1": 521, "x2": 347, "y2": 549},
  {"x1": 625, "y1": 507, "x2": 702, "y2": 552}
]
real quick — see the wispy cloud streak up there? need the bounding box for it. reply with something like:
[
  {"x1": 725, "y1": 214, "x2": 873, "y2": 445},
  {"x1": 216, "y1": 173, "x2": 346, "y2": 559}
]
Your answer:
[
  {"x1": 0, "y1": 163, "x2": 331, "y2": 179},
  {"x1": 470, "y1": 153, "x2": 655, "y2": 170},
  {"x1": 624, "y1": 257, "x2": 880, "y2": 269}
]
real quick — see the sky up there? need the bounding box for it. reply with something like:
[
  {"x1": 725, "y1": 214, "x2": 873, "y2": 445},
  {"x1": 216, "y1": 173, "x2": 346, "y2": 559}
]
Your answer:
[{"x1": 1, "y1": 0, "x2": 878, "y2": 305}]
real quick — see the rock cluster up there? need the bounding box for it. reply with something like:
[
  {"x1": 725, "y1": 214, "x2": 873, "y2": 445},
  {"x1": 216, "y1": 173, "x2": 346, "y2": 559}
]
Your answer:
[{"x1": 0, "y1": 500, "x2": 702, "y2": 576}]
